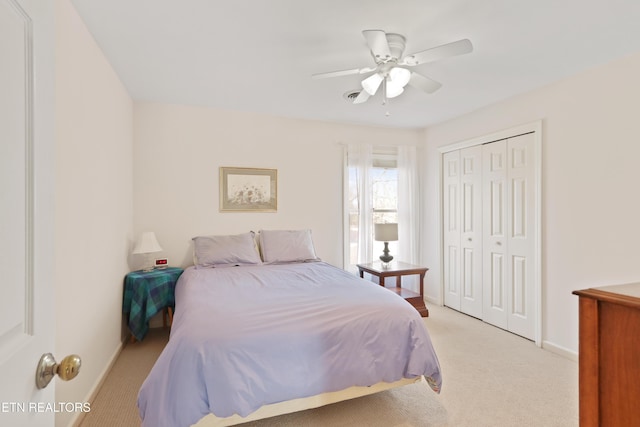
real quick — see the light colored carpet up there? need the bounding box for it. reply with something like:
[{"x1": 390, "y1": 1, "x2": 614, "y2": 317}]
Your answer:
[{"x1": 78, "y1": 305, "x2": 578, "y2": 427}]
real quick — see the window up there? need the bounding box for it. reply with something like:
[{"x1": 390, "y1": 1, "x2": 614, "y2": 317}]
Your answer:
[
  {"x1": 344, "y1": 144, "x2": 420, "y2": 288},
  {"x1": 346, "y1": 147, "x2": 399, "y2": 269}
]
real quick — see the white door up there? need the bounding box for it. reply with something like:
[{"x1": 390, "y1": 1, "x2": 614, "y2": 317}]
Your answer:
[
  {"x1": 1, "y1": 0, "x2": 56, "y2": 425},
  {"x1": 504, "y1": 133, "x2": 536, "y2": 339},
  {"x1": 443, "y1": 146, "x2": 483, "y2": 317},
  {"x1": 442, "y1": 151, "x2": 461, "y2": 310},
  {"x1": 482, "y1": 140, "x2": 508, "y2": 329},
  {"x1": 459, "y1": 146, "x2": 483, "y2": 318},
  {"x1": 482, "y1": 134, "x2": 536, "y2": 340}
]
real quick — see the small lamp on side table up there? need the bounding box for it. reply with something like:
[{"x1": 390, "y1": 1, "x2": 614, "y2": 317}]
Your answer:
[
  {"x1": 132, "y1": 231, "x2": 163, "y2": 272},
  {"x1": 374, "y1": 223, "x2": 398, "y2": 266}
]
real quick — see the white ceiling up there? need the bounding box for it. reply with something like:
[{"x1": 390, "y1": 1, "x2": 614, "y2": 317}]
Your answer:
[{"x1": 70, "y1": 0, "x2": 640, "y2": 129}]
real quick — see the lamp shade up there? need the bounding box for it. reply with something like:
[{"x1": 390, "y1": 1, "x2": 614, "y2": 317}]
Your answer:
[
  {"x1": 361, "y1": 73, "x2": 384, "y2": 95},
  {"x1": 132, "y1": 232, "x2": 162, "y2": 254},
  {"x1": 385, "y1": 81, "x2": 405, "y2": 98},
  {"x1": 389, "y1": 67, "x2": 411, "y2": 87},
  {"x1": 374, "y1": 223, "x2": 398, "y2": 242},
  {"x1": 386, "y1": 67, "x2": 410, "y2": 98}
]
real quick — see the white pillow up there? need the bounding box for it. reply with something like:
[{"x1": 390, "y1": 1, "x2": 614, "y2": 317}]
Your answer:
[
  {"x1": 192, "y1": 232, "x2": 262, "y2": 268},
  {"x1": 259, "y1": 229, "x2": 319, "y2": 264}
]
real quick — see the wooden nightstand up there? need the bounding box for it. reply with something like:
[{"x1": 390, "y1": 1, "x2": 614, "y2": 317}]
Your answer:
[
  {"x1": 123, "y1": 267, "x2": 183, "y2": 342},
  {"x1": 357, "y1": 261, "x2": 429, "y2": 317}
]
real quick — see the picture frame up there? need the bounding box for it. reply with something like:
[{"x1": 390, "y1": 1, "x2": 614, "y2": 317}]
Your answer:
[{"x1": 219, "y1": 167, "x2": 277, "y2": 212}]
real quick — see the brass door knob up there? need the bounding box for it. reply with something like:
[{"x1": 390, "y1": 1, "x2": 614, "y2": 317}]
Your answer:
[{"x1": 35, "y1": 353, "x2": 82, "y2": 389}]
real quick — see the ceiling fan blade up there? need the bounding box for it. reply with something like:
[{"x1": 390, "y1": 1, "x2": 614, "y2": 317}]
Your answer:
[
  {"x1": 352, "y1": 90, "x2": 370, "y2": 104},
  {"x1": 408, "y1": 72, "x2": 442, "y2": 94},
  {"x1": 362, "y1": 30, "x2": 391, "y2": 61},
  {"x1": 400, "y1": 39, "x2": 473, "y2": 66},
  {"x1": 312, "y1": 66, "x2": 376, "y2": 80}
]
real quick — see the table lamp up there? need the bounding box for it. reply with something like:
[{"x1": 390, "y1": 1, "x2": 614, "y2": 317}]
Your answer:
[
  {"x1": 133, "y1": 231, "x2": 163, "y2": 272},
  {"x1": 374, "y1": 223, "x2": 398, "y2": 264}
]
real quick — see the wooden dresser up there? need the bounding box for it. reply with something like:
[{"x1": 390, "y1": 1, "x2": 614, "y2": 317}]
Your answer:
[{"x1": 573, "y1": 283, "x2": 640, "y2": 427}]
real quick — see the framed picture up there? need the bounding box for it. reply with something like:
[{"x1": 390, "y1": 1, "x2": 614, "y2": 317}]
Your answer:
[{"x1": 219, "y1": 167, "x2": 277, "y2": 212}]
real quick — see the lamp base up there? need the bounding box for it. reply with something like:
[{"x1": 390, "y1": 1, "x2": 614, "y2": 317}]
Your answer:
[
  {"x1": 379, "y1": 254, "x2": 394, "y2": 263},
  {"x1": 379, "y1": 242, "x2": 394, "y2": 264},
  {"x1": 141, "y1": 253, "x2": 155, "y2": 272}
]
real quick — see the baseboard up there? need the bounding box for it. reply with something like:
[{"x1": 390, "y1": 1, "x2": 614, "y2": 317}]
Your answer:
[
  {"x1": 542, "y1": 340, "x2": 578, "y2": 362},
  {"x1": 425, "y1": 295, "x2": 441, "y2": 306},
  {"x1": 70, "y1": 340, "x2": 125, "y2": 427}
]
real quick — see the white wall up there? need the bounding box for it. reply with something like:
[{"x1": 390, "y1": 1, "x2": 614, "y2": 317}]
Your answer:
[
  {"x1": 55, "y1": 0, "x2": 134, "y2": 425},
  {"x1": 421, "y1": 51, "x2": 640, "y2": 356},
  {"x1": 133, "y1": 102, "x2": 422, "y2": 269}
]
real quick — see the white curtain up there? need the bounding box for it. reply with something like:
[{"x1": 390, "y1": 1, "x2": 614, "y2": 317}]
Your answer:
[
  {"x1": 398, "y1": 145, "x2": 420, "y2": 290},
  {"x1": 344, "y1": 143, "x2": 373, "y2": 271}
]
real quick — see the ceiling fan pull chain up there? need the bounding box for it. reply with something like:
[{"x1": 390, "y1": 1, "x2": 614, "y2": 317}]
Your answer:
[
  {"x1": 382, "y1": 79, "x2": 391, "y2": 117},
  {"x1": 382, "y1": 78, "x2": 388, "y2": 105}
]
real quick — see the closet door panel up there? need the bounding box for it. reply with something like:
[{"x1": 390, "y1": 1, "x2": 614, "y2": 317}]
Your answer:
[
  {"x1": 443, "y1": 151, "x2": 461, "y2": 310},
  {"x1": 506, "y1": 133, "x2": 536, "y2": 340},
  {"x1": 460, "y1": 145, "x2": 483, "y2": 318},
  {"x1": 482, "y1": 140, "x2": 508, "y2": 329}
]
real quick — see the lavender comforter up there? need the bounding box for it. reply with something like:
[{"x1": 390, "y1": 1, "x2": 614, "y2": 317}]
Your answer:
[{"x1": 138, "y1": 262, "x2": 441, "y2": 427}]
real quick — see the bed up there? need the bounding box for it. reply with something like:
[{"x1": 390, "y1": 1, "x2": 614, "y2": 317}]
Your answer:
[{"x1": 137, "y1": 230, "x2": 442, "y2": 427}]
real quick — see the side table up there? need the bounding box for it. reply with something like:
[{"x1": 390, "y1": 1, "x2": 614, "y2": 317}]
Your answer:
[
  {"x1": 357, "y1": 261, "x2": 429, "y2": 317},
  {"x1": 123, "y1": 267, "x2": 183, "y2": 342}
]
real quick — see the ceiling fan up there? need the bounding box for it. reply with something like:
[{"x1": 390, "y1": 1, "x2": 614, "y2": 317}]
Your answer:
[{"x1": 312, "y1": 30, "x2": 473, "y2": 104}]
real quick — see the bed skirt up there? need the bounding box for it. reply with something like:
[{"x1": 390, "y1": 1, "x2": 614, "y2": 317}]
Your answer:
[{"x1": 192, "y1": 377, "x2": 422, "y2": 427}]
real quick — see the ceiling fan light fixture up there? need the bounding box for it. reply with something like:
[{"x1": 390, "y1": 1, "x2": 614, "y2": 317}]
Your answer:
[
  {"x1": 388, "y1": 67, "x2": 411, "y2": 88},
  {"x1": 361, "y1": 73, "x2": 384, "y2": 95},
  {"x1": 386, "y1": 80, "x2": 404, "y2": 98}
]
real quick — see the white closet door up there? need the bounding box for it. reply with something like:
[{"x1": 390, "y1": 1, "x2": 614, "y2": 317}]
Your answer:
[
  {"x1": 482, "y1": 134, "x2": 536, "y2": 340},
  {"x1": 443, "y1": 151, "x2": 461, "y2": 310},
  {"x1": 459, "y1": 145, "x2": 483, "y2": 318},
  {"x1": 505, "y1": 133, "x2": 536, "y2": 339},
  {"x1": 482, "y1": 140, "x2": 508, "y2": 329}
]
